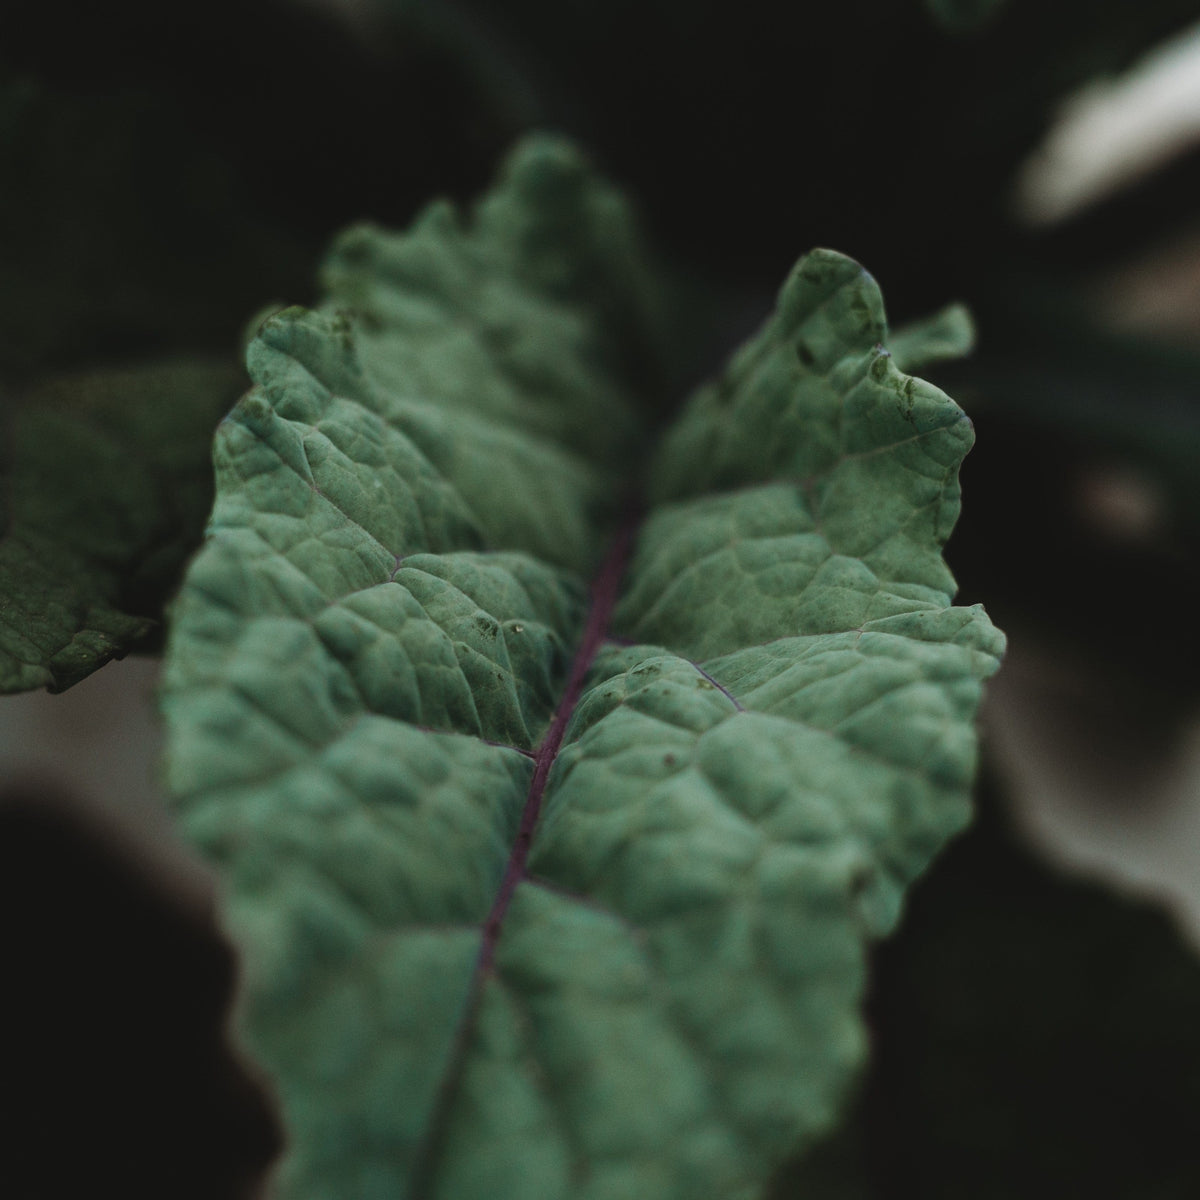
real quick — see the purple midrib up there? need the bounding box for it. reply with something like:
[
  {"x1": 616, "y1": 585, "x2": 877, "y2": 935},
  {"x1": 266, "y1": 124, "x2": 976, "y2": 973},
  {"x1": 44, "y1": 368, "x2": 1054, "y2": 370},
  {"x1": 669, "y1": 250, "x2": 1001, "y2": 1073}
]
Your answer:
[
  {"x1": 409, "y1": 512, "x2": 640, "y2": 1194},
  {"x1": 478, "y1": 512, "x2": 639, "y2": 970}
]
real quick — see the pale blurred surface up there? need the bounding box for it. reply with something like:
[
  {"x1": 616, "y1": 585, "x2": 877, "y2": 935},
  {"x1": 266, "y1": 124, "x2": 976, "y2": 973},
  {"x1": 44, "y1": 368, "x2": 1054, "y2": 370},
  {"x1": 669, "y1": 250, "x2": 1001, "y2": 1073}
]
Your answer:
[
  {"x1": 1017, "y1": 20, "x2": 1200, "y2": 224},
  {"x1": 985, "y1": 635, "x2": 1200, "y2": 950}
]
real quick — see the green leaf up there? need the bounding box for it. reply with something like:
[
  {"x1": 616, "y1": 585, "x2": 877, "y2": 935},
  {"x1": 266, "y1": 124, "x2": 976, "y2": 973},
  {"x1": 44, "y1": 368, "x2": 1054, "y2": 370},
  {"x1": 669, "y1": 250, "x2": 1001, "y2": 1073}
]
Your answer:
[
  {"x1": 0, "y1": 358, "x2": 245, "y2": 692},
  {"x1": 888, "y1": 303, "x2": 976, "y2": 375},
  {"x1": 161, "y1": 137, "x2": 1003, "y2": 1199}
]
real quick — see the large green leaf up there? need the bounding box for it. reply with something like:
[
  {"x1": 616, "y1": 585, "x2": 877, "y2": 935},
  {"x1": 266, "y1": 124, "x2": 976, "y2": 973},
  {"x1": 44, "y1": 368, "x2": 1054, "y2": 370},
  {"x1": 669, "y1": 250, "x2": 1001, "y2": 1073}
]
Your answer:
[
  {"x1": 0, "y1": 358, "x2": 244, "y2": 692},
  {"x1": 161, "y1": 137, "x2": 1003, "y2": 1199}
]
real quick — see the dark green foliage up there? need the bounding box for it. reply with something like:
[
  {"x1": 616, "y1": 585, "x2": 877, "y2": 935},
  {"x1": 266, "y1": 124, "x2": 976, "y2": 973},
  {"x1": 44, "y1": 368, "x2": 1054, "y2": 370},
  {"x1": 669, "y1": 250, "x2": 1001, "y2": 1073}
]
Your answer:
[{"x1": 0, "y1": 360, "x2": 245, "y2": 691}]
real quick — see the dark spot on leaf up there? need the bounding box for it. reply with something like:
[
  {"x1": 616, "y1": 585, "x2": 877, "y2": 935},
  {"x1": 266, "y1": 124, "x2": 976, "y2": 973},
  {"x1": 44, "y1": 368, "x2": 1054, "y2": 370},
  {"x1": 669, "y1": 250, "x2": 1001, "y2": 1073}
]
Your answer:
[
  {"x1": 850, "y1": 867, "x2": 873, "y2": 897},
  {"x1": 238, "y1": 392, "x2": 271, "y2": 429},
  {"x1": 664, "y1": 753, "x2": 677, "y2": 767},
  {"x1": 796, "y1": 342, "x2": 815, "y2": 368}
]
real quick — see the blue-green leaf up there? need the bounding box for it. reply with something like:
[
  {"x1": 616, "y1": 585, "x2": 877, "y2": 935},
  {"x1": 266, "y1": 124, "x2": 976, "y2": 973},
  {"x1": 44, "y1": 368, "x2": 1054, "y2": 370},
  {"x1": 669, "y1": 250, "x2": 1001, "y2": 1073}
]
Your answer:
[
  {"x1": 888, "y1": 302, "x2": 976, "y2": 374},
  {"x1": 161, "y1": 136, "x2": 1002, "y2": 1199}
]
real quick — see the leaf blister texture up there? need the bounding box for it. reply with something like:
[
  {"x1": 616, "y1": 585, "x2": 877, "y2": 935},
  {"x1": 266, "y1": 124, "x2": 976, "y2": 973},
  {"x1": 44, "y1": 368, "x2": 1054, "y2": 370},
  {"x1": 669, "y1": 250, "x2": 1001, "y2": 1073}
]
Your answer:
[{"x1": 162, "y1": 137, "x2": 1002, "y2": 1199}]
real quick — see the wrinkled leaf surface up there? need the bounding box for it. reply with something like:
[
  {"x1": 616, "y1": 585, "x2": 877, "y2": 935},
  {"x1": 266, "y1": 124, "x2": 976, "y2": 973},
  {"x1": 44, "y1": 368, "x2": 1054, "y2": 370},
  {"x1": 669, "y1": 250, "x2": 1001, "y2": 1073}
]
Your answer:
[{"x1": 162, "y1": 137, "x2": 1002, "y2": 1200}]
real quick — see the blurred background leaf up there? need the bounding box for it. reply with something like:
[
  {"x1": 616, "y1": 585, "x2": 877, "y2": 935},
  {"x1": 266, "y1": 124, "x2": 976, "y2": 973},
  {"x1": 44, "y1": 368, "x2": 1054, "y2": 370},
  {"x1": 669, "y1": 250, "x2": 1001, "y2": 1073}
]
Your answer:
[{"x1": 0, "y1": 359, "x2": 244, "y2": 691}]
